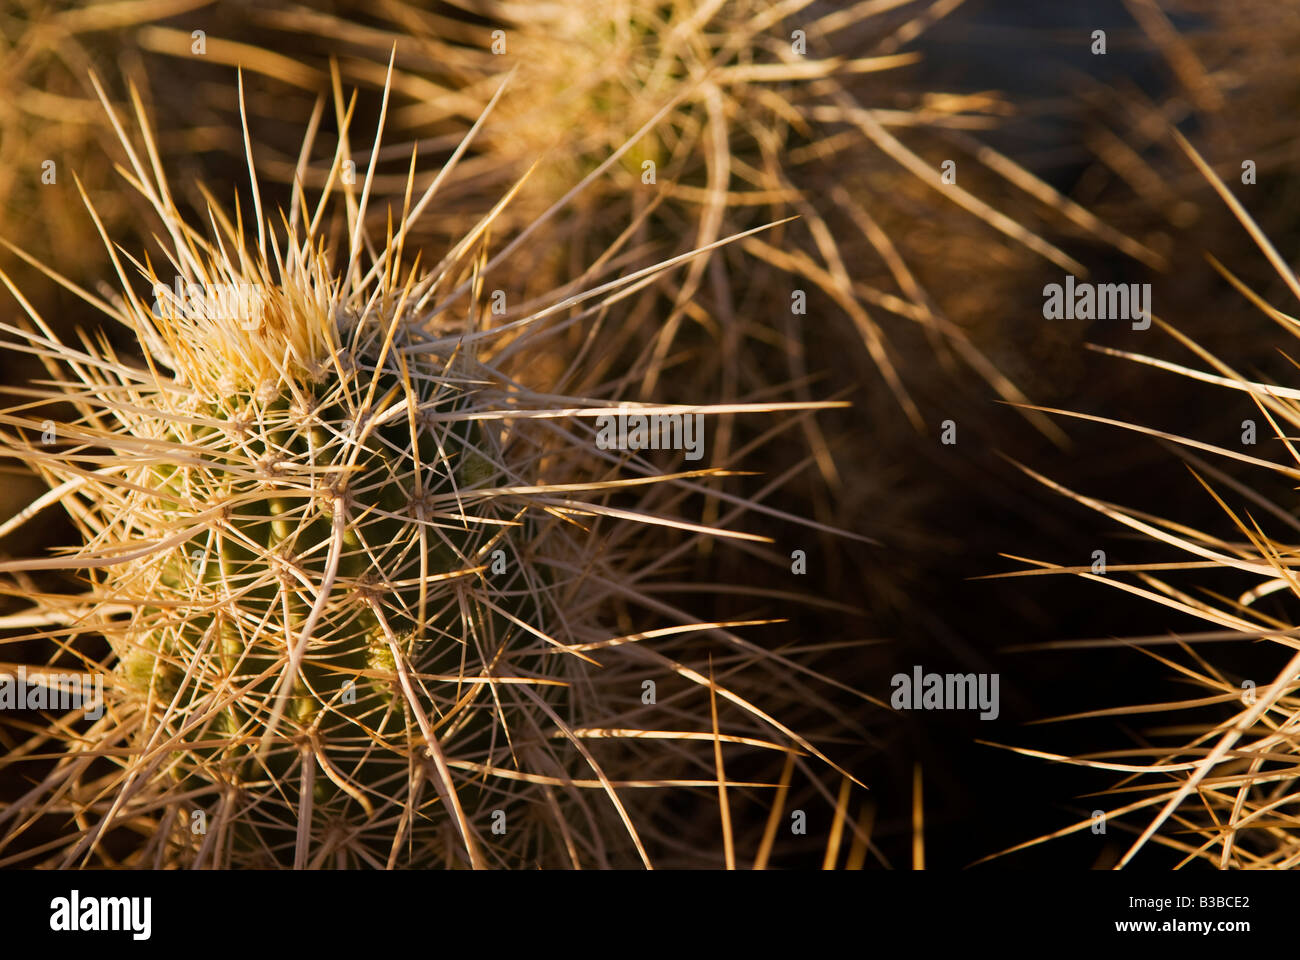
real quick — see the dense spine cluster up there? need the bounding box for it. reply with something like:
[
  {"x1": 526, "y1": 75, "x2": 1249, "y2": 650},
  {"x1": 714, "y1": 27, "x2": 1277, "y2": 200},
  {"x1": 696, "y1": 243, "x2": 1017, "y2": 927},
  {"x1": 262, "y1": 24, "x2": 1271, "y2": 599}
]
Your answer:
[{"x1": 0, "y1": 62, "x2": 862, "y2": 869}]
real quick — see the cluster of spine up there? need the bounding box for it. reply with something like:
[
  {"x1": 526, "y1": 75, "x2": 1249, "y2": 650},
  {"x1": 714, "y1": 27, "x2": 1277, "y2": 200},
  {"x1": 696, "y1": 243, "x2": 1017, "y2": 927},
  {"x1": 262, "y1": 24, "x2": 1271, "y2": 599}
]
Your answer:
[
  {"x1": 1000, "y1": 144, "x2": 1300, "y2": 869},
  {"x1": 0, "y1": 60, "x2": 861, "y2": 868},
  {"x1": 128, "y1": 0, "x2": 1125, "y2": 436}
]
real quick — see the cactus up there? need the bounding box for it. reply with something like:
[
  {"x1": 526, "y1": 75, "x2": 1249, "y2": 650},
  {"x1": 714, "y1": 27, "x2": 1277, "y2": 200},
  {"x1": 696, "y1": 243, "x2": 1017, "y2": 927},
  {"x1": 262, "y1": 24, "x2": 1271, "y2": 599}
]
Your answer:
[
  {"x1": 0, "y1": 67, "x2": 864, "y2": 869},
  {"x1": 104, "y1": 322, "x2": 529, "y2": 866}
]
